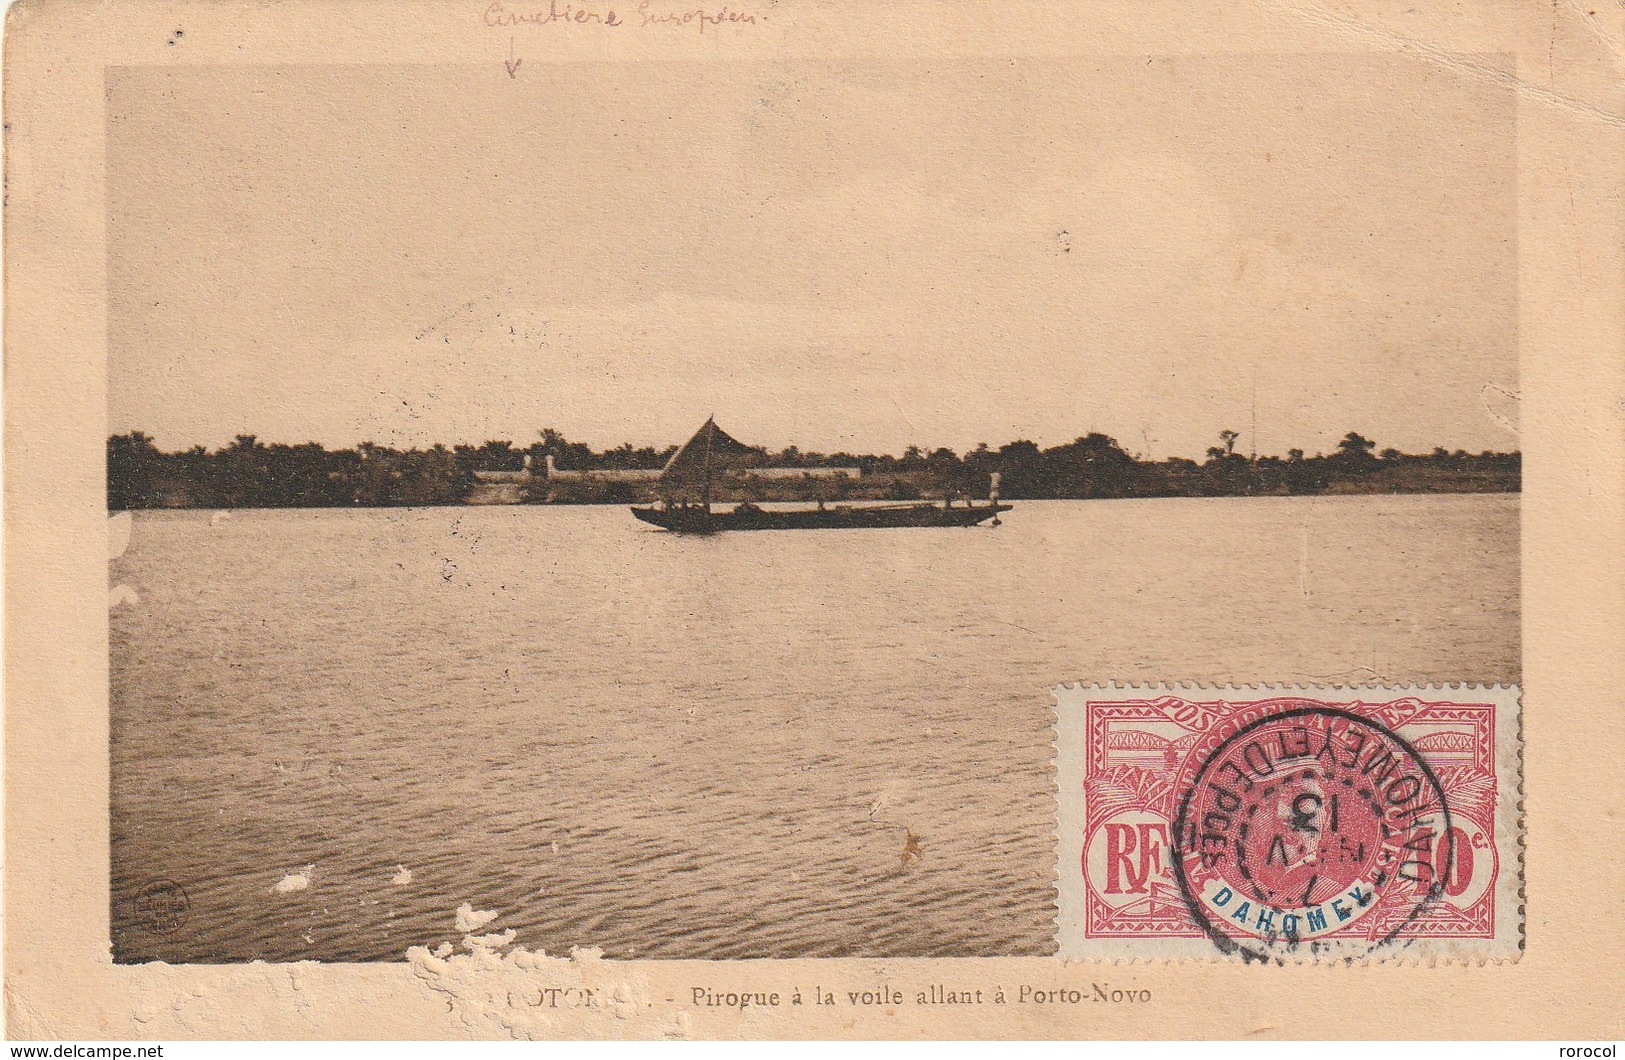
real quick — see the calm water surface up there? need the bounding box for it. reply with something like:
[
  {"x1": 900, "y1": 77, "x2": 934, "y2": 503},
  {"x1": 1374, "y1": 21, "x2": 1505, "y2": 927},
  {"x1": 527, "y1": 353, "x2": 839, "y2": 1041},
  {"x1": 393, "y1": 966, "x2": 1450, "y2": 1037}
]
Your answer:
[{"x1": 110, "y1": 494, "x2": 1518, "y2": 962}]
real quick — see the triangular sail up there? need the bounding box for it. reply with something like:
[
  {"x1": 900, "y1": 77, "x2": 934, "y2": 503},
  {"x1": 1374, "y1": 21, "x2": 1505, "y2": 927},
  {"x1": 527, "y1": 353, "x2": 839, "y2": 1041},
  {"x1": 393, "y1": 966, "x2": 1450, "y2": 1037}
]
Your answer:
[{"x1": 659, "y1": 418, "x2": 762, "y2": 496}]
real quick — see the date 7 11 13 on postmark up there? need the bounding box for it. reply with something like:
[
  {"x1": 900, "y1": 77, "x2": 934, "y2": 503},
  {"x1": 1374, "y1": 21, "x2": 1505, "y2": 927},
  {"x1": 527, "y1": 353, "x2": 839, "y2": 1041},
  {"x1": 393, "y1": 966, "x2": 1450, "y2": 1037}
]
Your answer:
[{"x1": 1055, "y1": 685, "x2": 1522, "y2": 962}]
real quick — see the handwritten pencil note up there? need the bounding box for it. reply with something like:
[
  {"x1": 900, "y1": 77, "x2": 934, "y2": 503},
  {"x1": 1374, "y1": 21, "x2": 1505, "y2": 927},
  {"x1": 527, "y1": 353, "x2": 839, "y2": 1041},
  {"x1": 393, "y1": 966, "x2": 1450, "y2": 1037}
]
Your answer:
[{"x1": 484, "y1": 1, "x2": 760, "y2": 32}]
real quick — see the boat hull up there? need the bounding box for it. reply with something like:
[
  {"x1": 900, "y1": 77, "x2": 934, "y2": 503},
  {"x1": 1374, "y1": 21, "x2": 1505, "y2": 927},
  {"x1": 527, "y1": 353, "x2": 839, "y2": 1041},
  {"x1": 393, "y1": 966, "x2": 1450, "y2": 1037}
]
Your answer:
[{"x1": 630, "y1": 502, "x2": 1012, "y2": 532}]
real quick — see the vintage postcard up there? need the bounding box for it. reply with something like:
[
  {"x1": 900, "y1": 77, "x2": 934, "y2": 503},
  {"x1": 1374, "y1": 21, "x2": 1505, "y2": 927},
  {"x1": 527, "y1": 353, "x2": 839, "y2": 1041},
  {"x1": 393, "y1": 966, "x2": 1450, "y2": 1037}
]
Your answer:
[{"x1": 4, "y1": 0, "x2": 1623, "y2": 1042}]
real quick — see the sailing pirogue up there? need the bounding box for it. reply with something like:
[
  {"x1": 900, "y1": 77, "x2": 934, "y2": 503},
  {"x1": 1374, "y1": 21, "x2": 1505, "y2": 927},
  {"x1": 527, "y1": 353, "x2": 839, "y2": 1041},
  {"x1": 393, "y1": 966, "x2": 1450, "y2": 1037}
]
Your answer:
[{"x1": 630, "y1": 418, "x2": 1011, "y2": 533}]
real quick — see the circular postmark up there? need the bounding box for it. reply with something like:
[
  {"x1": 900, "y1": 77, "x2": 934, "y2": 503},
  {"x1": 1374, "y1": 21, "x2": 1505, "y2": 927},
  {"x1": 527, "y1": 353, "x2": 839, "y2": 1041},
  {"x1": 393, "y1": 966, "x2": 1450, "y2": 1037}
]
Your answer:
[
  {"x1": 133, "y1": 879, "x2": 190, "y2": 936},
  {"x1": 1170, "y1": 706, "x2": 1452, "y2": 961}
]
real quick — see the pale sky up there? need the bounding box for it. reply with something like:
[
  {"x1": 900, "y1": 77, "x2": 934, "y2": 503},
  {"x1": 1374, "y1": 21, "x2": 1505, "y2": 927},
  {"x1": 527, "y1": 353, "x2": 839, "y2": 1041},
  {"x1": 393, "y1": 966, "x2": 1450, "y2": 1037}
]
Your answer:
[{"x1": 108, "y1": 55, "x2": 1517, "y2": 458}]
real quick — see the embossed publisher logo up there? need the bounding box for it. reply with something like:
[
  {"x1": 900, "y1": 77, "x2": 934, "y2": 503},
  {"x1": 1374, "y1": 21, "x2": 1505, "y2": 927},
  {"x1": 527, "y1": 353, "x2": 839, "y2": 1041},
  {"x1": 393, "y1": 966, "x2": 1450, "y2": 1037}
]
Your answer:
[{"x1": 134, "y1": 879, "x2": 189, "y2": 936}]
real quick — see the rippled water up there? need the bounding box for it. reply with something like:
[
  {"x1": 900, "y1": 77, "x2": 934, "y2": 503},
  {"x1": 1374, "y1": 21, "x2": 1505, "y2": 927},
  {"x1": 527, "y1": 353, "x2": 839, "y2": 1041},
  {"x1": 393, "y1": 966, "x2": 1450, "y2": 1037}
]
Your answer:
[{"x1": 109, "y1": 494, "x2": 1518, "y2": 962}]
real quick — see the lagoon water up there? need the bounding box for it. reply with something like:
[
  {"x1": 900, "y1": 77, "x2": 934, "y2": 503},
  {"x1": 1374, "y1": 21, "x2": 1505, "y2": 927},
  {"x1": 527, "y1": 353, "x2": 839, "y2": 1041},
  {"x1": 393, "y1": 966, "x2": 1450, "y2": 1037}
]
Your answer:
[{"x1": 110, "y1": 494, "x2": 1518, "y2": 962}]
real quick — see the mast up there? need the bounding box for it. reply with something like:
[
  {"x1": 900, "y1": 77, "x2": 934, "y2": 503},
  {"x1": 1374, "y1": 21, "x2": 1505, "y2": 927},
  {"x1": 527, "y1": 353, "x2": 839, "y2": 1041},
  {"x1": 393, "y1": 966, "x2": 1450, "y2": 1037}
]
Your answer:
[{"x1": 701, "y1": 416, "x2": 714, "y2": 512}]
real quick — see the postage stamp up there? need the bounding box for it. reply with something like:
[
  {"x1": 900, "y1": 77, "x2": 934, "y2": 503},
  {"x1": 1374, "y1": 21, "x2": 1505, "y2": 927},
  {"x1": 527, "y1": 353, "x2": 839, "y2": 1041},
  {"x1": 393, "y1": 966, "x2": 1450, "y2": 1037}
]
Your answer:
[{"x1": 1056, "y1": 685, "x2": 1522, "y2": 962}]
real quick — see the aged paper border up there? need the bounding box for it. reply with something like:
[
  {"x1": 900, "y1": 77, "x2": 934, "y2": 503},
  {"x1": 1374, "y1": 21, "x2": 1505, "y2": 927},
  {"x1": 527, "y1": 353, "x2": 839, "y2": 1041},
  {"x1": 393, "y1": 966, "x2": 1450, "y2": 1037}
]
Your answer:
[{"x1": 6, "y1": 0, "x2": 1624, "y2": 1040}]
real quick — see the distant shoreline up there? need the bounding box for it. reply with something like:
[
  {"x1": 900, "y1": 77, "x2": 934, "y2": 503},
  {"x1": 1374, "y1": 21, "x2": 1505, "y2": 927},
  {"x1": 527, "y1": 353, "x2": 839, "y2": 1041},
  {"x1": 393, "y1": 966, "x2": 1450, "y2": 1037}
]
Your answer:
[
  {"x1": 108, "y1": 491, "x2": 1522, "y2": 514},
  {"x1": 107, "y1": 430, "x2": 1519, "y2": 511}
]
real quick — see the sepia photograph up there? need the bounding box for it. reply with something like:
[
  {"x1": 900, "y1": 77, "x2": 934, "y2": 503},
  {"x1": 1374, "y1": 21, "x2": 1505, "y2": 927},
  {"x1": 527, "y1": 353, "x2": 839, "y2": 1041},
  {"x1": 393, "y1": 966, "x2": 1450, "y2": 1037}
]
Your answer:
[{"x1": 102, "y1": 52, "x2": 1521, "y2": 967}]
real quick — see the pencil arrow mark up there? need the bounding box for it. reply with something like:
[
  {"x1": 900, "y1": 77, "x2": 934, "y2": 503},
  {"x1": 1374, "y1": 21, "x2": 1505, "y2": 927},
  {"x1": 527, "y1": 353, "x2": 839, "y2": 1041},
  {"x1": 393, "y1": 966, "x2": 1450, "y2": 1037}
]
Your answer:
[{"x1": 505, "y1": 37, "x2": 522, "y2": 78}]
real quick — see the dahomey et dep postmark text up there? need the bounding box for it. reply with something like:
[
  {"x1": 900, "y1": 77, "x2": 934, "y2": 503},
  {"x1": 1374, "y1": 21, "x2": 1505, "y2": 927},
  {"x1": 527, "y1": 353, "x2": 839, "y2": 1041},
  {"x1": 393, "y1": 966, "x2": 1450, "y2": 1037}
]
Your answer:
[{"x1": 1055, "y1": 685, "x2": 1522, "y2": 962}]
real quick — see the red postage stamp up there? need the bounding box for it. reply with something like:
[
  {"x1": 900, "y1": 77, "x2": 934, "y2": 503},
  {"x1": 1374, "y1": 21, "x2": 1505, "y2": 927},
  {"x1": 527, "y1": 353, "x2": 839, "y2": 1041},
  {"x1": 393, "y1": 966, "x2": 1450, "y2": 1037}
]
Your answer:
[{"x1": 1055, "y1": 685, "x2": 1522, "y2": 961}]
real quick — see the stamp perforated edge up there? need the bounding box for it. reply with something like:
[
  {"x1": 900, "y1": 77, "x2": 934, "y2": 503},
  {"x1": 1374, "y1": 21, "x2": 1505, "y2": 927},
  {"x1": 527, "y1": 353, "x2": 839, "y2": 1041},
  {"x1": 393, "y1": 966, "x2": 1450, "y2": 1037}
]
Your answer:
[{"x1": 1051, "y1": 682, "x2": 1524, "y2": 965}]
